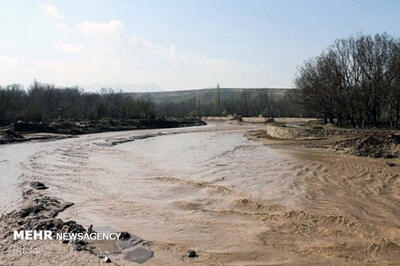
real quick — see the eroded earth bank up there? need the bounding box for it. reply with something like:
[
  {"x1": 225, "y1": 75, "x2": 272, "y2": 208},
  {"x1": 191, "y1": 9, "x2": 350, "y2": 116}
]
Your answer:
[{"x1": 1, "y1": 122, "x2": 400, "y2": 265}]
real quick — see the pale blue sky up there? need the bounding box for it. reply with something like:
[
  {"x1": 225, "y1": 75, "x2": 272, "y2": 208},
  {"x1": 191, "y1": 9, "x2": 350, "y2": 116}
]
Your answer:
[{"x1": 0, "y1": 0, "x2": 399, "y2": 91}]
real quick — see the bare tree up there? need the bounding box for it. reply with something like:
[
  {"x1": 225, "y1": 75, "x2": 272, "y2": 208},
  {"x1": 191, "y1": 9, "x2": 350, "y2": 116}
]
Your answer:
[{"x1": 296, "y1": 33, "x2": 400, "y2": 128}]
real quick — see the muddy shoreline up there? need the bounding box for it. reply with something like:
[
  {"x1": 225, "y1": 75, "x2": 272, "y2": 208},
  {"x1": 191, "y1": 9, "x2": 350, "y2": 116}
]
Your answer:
[
  {"x1": 0, "y1": 181, "x2": 157, "y2": 265},
  {"x1": 247, "y1": 125, "x2": 400, "y2": 159},
  {"x1": 0, "y1": 118, "x2": 206, "y2": 145}
]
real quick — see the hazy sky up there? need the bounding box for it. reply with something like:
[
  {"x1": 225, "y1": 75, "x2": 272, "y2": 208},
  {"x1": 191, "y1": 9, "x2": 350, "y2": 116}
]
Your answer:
[{"x1": 0, "y1": 0, "x2": 399, "y2": 91}]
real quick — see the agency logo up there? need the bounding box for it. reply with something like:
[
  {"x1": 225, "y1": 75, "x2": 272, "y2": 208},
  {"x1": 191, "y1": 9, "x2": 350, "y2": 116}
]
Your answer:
[{"x1": 13, "y1": 230, "x2": 122, "y2": 241}]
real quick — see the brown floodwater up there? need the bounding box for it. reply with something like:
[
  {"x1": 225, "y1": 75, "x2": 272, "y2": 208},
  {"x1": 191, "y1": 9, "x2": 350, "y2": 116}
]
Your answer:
[{"x1": 3, "y1": 121, "x2": 400, "y2": 265}]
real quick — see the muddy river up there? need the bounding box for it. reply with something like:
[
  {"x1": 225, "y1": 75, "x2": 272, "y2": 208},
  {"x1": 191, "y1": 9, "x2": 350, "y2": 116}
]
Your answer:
[{"x1": 2, "y1": 122, "x2": 400, "y2": 265}]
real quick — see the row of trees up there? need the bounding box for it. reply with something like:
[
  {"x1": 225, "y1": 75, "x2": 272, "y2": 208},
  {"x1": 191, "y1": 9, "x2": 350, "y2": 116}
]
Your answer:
[
  {"x1": 0, "y1": 81, "x2": 155, "y2": 125},
  {"x1": 296, "y1": 33, "x2": 400, "y2": 127},
  {"x1": 0, "y1": 82, "x2": 304, "y2": 126},
  {"x1": 155, "y1": 89, "x2": 303, "y2": 118}
]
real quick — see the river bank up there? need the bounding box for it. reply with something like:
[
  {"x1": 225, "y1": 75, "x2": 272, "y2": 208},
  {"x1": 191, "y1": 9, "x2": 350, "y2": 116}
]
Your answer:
[
  {"x1": 0, "y1": 118, "x2": 205, "y2": 145},
  {"x1": 248, "y1": 123, "x2": 400, "y2": 159},
  {"x1": 0, "y1": 180, "x2": 155, "y2": 265}
]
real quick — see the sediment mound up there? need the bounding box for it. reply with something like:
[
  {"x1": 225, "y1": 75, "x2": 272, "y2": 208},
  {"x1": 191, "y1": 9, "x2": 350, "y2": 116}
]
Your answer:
[
  {"x1": 0, "y1": 118, "x2": 206, "y2": 144},
  {"x1": 10, "y1": 118, "x2": 205, "y2": 135},
  {"x1": 0, "y1": 182, "x2": 90, "y2": 252},
  {"x1": 335, "y1": 133, "x2": 400, "y2": 158},
  {"x1": 0, "y1": 128, "x2": 24, "y2": 144}
]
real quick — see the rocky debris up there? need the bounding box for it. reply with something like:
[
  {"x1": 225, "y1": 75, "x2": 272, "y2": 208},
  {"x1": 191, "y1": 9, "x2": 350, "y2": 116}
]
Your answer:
[
  {"x1": 0, "y1": 128, "x2": 25, "y2": 144},
  {"x1": 11, "y1": 121, "x2": 56, "y2": 133},
  {"x1": 30, "y1": 181, "x2": 48, "y2": 190},
  {"x1": 87, "y1": 224, "x2": 93, "y2": 234},
  {"x1": 334, "y1": 133, "x2": 400, "y2": 158},
  {"x1": 0, "y1": 182, "x2": 157, "y2": 264},
  {"x1": 3, "y1": 128, "x2": 23, "y2": 139},
  {"x1": 1, "y1": 183, "x2": 92, "y2": 253},
  {"x1": 188, "y1": 250, "x2": 198, "y2": 258},
  {"x1": 116, "y1": 234, "x2": 143, "y2": 250},
  {"x1": 0, "y1": 125, "x2": 66, "y2": 145},
  {"x1": 118, "y1": 231, "x2": 130, "y2": 240}
]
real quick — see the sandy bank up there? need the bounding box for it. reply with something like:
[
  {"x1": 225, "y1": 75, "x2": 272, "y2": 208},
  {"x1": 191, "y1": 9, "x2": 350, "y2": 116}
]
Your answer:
[
  {"x1": 204, "y1": 116, "x2": 316, "y2": 124},
  {"x1": 0, "y1": 118, "x2": 205, "y2": 145},
  {"x1": 251, "y1": 124, "x2": 400, "y2": 158}
]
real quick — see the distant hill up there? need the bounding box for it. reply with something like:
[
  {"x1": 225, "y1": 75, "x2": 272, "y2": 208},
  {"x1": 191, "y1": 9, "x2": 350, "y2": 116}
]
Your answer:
[
  {"x1": 131, "y1": 88, "x2": 293, "y2": 105},
  {"x1": 84, "y1": 83, "x2": 164, "y2": 92}
]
